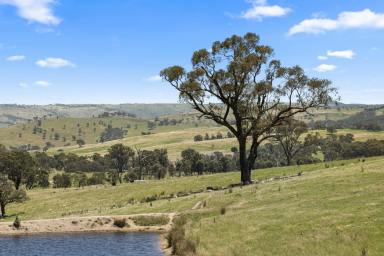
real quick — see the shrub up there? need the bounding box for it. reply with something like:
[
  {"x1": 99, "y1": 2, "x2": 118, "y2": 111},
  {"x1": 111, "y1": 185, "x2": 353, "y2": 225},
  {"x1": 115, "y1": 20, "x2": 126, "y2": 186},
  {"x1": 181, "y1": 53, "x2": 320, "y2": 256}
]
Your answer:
[
  {"x1": 166, "y1": 215, "x2": 196, "y2": 256},
  {"x1": 87, "y1": 173, "x2": 106, "y2": 185},
  {"x1": 131, "y1": 215, "x2": 169, "y2": 226},
  {"x1": 113, "y1": 218, "x2": 127, "y2": 228},
  {"x1": 193, "y1": 135, "x2": 203, "y2": 142},
  {"x1": 13, "y1": 216, "x2": 21, "y2": 229},
  {"x1": 220, "y1": 207, "x2": 226, "y2": 215},
  {"x1": 52, "y1": 173, "x2": 72, "y2": 188},
  {"x1": 123, "y1": 171, "x2": 137, "y2": 183}
]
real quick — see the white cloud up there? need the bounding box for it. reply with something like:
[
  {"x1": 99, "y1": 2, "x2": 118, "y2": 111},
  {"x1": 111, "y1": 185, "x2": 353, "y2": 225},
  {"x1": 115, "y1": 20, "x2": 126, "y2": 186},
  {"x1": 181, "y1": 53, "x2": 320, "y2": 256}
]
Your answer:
[
  {"x1": 36, "y1": 57, "x2": 74, "y2": 68},
  {"x1": 146, "y1": 75, "x2": 162, "y2": 82},
  {"x1": 35, "y1": 80, "x2": 51, "y2": 87},
  {"x1": 18, "y1": 82, "x2": 28, "y2": 88},
  {"x1": 314, "y1": 64, "x2": 337, "y2": 72},
  {"x1": 327, "y1": 50, "x2": 355, "y2": 59},
  {"x1": 289, "y1": 9, "x2": 384, "y2": 35},
  {"x1": 6, "y1": 55, "x2": 25, "y2": 61},
  {"x1": 317, "y1": 55, "x2": 328, "y2": 60},
  {"x1": 0, "y1": 0, "x2": 60, "y2": 25},
  {"x1": 241, "y1": 0, "x2": 291, "y2": 20}
]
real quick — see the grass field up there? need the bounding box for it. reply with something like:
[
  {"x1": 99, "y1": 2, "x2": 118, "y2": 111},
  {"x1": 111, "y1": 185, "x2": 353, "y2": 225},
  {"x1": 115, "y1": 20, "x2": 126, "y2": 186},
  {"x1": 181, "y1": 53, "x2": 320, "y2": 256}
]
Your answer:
[{"x1": 4, "y1": 156, "x2": 384, "y2": 255}]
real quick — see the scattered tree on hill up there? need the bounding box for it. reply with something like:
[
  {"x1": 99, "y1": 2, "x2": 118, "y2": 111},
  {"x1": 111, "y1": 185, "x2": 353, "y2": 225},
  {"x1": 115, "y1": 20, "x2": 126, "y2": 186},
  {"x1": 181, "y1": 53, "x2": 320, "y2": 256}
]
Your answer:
[
  {"x1": 0, "y1": 151, "x2": 35, "y2": 190},
  {"x1": 76, "y1": 139, "x2": 85, "y2": 148},
  {"x1": 99, "y1": 126, "x2": 124, "y2": 142},
  {"x1": 108, "y1": 144, "x2": 135, "y2": 183},
  {"x1": 161, "y1": 33, "x2": 336, "y2": 184},
  {"x1": 274, "y1": 118, "x2": 308, "y2": 166},
  {"x1": 52, "y1": 173, "x2": 72, "y2": 188},
  {"x1": 194, "y1": 134, "x2": 203, "y2": 142}
]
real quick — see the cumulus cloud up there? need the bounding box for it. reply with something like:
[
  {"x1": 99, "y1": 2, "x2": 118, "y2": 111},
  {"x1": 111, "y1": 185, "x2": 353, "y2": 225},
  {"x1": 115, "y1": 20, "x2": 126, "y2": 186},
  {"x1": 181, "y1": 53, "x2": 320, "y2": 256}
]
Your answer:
[
  {"x1": 146, "y1": 75, "x2": 162, "y2": 82},
  {"x1": 35, "y1": 80, "x2": 51, "y2": 87},
  {"x1": 0, "y1": 0, "x2": 60, "y2": 25},
  {"x1": 241, "y1": 0, "x2": 291, "y2": 20},
  {"x1": 314, "y1": 64, "x2": 337, "y2": 72},
  {"x1": 36, "y1": 57, "x2": 74, "y2": 68},
  {"x1": 289, "y1": 9, "x2": 384, "y2": 35},
  {"x1": 327, "y1": 50, "x2": 355, "y2": 59},
  {"x1": 6, "y1": 55, "x2": 25, "y2": 61}
]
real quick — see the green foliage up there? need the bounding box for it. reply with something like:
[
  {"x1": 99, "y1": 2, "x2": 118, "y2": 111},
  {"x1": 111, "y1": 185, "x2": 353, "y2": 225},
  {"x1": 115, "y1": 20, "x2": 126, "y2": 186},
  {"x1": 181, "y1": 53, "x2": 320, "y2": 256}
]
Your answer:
[
  {"x1": 161, "y1": 32, "x2": 337, "y2": 183},
  {"x1": 100, "y1": 126, "x2": 125, "y2": 143},
  {"x1": 131, "y1": 215, "x2": 169, "y2": 226},
  {"x1": 13, "y1": 216, "x2": 21, "y2": 229},
  {"x1": 0, "y1": 176, "x2": 28, "y2": 217},
  {"x1": 52, "y1": 173, "x2": 72, "y2": 188},
  {"x1": 166, "y1": 215, "x2": 196, "y2": 256},
  {"x1": 113, "y1": 218, "x2": 127, "y2": 228}
]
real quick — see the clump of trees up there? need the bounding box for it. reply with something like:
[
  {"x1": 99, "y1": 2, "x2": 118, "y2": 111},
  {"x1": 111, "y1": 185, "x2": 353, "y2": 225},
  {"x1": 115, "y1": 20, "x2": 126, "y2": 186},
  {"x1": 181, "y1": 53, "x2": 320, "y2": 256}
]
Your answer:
[
  {"x1": 161, "y1": 33, "x2": 336, "y2": 184},
  {"x1": 99, "y1": 126, "x2": 125, "y2": 142},
  {"x1": 175, "y1": 149, "x2": 237, "y2": 176},
  {"x1": 194, "y1": 131, "x2": 233, "y2": 142}
]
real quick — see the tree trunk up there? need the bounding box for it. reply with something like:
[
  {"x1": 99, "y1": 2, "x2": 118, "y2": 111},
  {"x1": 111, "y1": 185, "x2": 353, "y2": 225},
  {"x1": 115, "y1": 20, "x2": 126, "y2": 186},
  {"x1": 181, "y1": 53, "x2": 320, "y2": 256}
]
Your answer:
[
  {"x1": 1, "y1": 203, "x2": 5, "y2": 218},
  {"x1": 15, "y1": 178, "x2": 21, "y2": 190},
  {"x1": 238, "y1": 138, "x2": 251, "y2": 184},
  {"x1": 286, "y1": 156, "x2": 291, "y2": 166}
]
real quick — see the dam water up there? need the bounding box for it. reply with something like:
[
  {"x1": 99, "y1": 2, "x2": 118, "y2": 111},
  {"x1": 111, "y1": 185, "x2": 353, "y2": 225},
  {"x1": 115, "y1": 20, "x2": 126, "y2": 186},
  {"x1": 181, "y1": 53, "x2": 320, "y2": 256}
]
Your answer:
[{"x1": 0, "y1": 232, "x2": 164, "y2": 256}]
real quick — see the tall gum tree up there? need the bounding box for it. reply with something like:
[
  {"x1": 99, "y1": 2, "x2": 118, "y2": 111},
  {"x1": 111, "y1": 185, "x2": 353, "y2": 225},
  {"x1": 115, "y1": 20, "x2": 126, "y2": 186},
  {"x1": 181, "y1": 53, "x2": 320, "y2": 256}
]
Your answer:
[{"x1": 161, "y1": 33, "x2": 337, "y2": 184}]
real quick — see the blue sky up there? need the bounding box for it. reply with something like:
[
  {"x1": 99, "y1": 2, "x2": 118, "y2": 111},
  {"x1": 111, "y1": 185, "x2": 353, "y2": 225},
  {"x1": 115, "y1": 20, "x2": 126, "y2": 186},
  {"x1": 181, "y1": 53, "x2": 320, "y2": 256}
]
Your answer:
[{"x1": 0, "y1": 0, "x2": 383, "y2": 104}]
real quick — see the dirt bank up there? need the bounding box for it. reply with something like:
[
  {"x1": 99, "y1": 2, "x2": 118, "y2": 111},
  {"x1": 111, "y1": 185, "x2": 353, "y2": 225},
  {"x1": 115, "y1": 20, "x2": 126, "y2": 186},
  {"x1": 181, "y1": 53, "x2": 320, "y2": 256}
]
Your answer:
[{"x1": 0, "y1": 213, "x2": 175, "y2": 236}]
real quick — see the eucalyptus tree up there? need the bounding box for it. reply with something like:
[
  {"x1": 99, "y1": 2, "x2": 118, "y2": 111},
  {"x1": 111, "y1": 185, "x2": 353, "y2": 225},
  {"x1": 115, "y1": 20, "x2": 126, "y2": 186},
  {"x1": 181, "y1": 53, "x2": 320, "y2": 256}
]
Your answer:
[
  {"x1": 108, "y1": 144, "x2": 135, "y2": 183},
  {"x1": 274, "y1": 118, "x2": 308, "y2": 166},
  {"x1": 0, "y1": 176, "x2": 27, "y2": 217},
  {"x1": 161, "y1": 33, "x2": 336, "y2": 184}
]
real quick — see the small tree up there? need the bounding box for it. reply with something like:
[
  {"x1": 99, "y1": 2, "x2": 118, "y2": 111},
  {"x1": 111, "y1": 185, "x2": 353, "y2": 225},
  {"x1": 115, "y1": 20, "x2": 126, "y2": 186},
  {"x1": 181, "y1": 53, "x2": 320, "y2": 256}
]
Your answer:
[
  {"x1": 161, "y1": 33, "x2": 336, "y2": 184},
  {"x1": 194, "y1": 134, "x2": 203, "y2": 142},
  {"x1": 0, "y1": 176, "x2": 27, "y2": 217},
  {"x1": 108, "y1": 144, "x2": 135, "y2": 183},
  {"x1": 76, "y1": 139, "x2": 85, "y2": 148},
  {"x1": 0, "y1": 151, "x2": 35, "y2": 190},
  {"x1": 274, "y1": 118, "x2": 308, "y2": 166}
]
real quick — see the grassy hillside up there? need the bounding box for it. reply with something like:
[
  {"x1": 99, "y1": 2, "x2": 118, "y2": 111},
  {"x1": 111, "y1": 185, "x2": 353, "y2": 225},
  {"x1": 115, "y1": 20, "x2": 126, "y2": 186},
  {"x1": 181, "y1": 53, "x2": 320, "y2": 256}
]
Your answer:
[
  {"x1": 49, "y1": 127, "x2": 384, "y2": 160},
  {"x1": 0, "y1": 116, "x2": 148, "y2": 148},
  {"x1": 49, "y1": 126, "x2": 231, "y2": 159},
  {"x1": 4, "y1": 157, "x2": 384, "y2": 255},
  {"x1": 0, "y1": 115, "x2": 215, "y2": 149}
]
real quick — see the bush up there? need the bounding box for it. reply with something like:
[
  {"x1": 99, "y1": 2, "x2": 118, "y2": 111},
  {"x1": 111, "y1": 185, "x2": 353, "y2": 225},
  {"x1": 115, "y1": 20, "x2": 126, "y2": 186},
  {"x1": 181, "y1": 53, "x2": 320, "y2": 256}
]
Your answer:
[
  {"x1": 123, "y1": 171, "x2": 137, "y2": 183},
  {"x1": 166, "y1": 215, "x2": 196, "y2": 256},
  {"x1": 52, "y1": 173, "x2": 72, "y2": 188},
  {"x1": 87, "y1": 173, "x2": 106, "y2": 185},
  {"x1": 13, "y1": 216, "x2": 21, "y2": 229},
  {"x1": 113, "y1": 218, "x2": 127, "y2": 228},
  {"x1": 131, "y1": 215, "x2": 169, "y2": 226},
  {"x1": 220, "y1": 207, "x2": 226, "y2": 215},
  {"x1": 193, "y1": 135, "x2": 203, "y2": 142}
]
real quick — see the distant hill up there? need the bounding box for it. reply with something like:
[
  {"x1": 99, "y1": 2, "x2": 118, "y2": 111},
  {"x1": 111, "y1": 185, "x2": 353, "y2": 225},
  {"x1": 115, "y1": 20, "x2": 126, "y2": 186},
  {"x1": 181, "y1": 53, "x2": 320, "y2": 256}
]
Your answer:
[{"x1": 0, "y1": 104, "x2": 194, "y2": 126}]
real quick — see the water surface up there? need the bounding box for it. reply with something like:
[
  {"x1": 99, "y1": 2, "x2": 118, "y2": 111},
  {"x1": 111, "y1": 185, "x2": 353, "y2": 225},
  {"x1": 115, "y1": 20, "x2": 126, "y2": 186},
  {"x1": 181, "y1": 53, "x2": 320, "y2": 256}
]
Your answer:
[{"x1": 0, "y1": 232, "x2": 164, "y2": 256}]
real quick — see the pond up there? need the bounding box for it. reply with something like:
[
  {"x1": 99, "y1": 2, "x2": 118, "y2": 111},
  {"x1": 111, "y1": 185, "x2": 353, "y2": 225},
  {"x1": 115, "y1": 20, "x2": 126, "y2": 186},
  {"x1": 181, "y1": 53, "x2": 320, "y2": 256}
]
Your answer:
[{"x1": 0, "y1": 232, "x2": 164, "y2": 256}]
